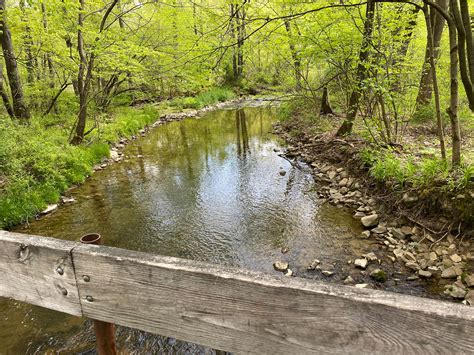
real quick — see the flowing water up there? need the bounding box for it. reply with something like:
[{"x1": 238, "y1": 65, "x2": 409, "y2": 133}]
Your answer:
[{"x1": 0, "y1": 102, "x2": 435, "y2": 354}]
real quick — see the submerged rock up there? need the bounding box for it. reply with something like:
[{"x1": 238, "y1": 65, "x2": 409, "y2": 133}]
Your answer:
[
  {"x1": 273, "y1": 261, "x2": 289, "y2": 272},
  {"x1": 41, "y1": 204, "x2": 58, "y2": 215},
  {"x1": 370, "y1": 269, "x2": 387, "y2": 282},
  {"x1": 307, "y1": 259, "x2": 321, "y2": 271}
]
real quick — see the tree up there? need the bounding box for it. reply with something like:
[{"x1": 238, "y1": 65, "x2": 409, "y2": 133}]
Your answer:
[{"x1": 0, "y1": 0, "x2": 30, "y2": 121}]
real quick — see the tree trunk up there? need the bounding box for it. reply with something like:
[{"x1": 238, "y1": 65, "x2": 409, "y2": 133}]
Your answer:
[
  {"x1": 0, "y1": 63, "x2": 14, "y2": 118},
  {"x1": 416, "y1": 0, "x2": 448, "y2": 106},
  {"x1": 447, "y1": 0, "x2": 462, "y2": 166},
  {"x1": 424, "y1": 4, "x2": 446, "y2": 161},
  {"x1": 284, "y1": 19, "x2": 301, "y2": 91},
  {"x1": 336, "y1": 0, "x2": 375, "y2": 136},
  {"x1": 0, "y1": 0, "x2": 30, "y2": 122},
  {"x1": 320, "y1": 87, "x2": 334, "y2": 115}
]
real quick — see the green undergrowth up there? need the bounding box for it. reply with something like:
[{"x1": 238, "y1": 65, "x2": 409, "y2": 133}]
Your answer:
[
  {"x1": 0, "y1": 87, "x2": 235, "y2": 229},
  {"x1": 167, "y1": 87, "x2": 235, "y2": 110},
  {"x1": 360, "y1": 148, "x2": 473, "y2": 192}
]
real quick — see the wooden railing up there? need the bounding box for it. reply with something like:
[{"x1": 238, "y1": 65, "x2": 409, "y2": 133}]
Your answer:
[{"x1": 1, "y1": 230, "x2": 473, "y2": 354}]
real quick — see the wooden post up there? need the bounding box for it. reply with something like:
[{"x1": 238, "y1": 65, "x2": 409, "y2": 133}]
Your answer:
[{"x1": 80, "y1": 233, "x2": 117, "y2": 355}]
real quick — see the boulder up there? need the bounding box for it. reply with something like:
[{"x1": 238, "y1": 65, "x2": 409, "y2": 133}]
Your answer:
[
  {"x1": 360, "y1": 214, "x2": 379, "y2": 228},
  {"x1": 450, "y1": 254, "x2": 462, "y2": 263},
  {"x1": 41, "y1": 204, "x2": 58, "y2": 215},
  {"x1": 418, "y1": 270, "x2": 432, "y2": 278},
  {"x1": 444, "y1": 284, "x2": 467, "y2": 299},
  {"x1": 465, "y1": 274, "x2": 474, "y2": 288}
]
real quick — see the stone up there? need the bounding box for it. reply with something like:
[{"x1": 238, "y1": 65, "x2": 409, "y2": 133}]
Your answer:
[
  {"x1": 279, "y1": 170, "x2": 287, "y2": 176},
  {"x1": 444, "y1": 284, "x2": 467, "y2": 299},
  {"x1": 371, "y1": 226, "x2": 387, "y2": 234},
  {"x1": 407, "y1": 275, "x2": 419, "y2": 281},
  {"x1": 344, "y1": 276, "x2": 355, "y2": 285},
  {"x1": 441, "y1": 266, "x2": 463, "y2": 279},
  {"x1": 429, "y1": 252, "x2": 438, "y2": 262},
  {"x1": 465, "y1": 290, "x2": 474, "y2": 305},
  {"x1": 393, "y1": 248, "x2": 404, "y2": 259},
  {"x1": 328, "y1": 171, "x2": 336, "y2": 180},
  {"x1": 354, "y1": 258, "x2": 368, "y2": 269},
  {"x1": 339, "y1": 178, "x2": 348, "y2": 187},
  {"x1": 400, "y1": 226, "x2": 412, "y2": 235},
  {"x1": 281, "y1": 246, "x2": 289, "y2": 254},
  {"x1": 322, "y1": 270, "x2": 334, "y2": 277},
  {"x1": 359, "y1": 231, "x2": 371, "y2": 239},
  {"x1": 418, "y1": 270, "x2": 432, "y2": 278},
  {"x1": 355, "y1": 283, "x2": 370, "y2": 289},
  {"x1": 284, "y1": 269, "x2": 293, "y2": 277},
  {"x1": 273, "y1": 261, "x2": 289, "y2": 272},
  {"x1": 391, "y1": 228, "x2": 405, "y2": 240},
  {"x1": 450, "y1": 254, "x2": 462, "y2": 263},
  {"x1": 361, "y1": 214, "x2": 379, "y2": 228},
  {"x1": 402, "y1": 192, "x2": 418, "y2": 203},
  {"x1": 41, "y1": 204, "x2": 58, "y2": 215},
  {"x1": 354, "y1": 211, "x2": 366, "y2": 218},
  {"x1": 465, "y1": 274, "x2": 474, "y2": 288},
  {"x1": 405, "y1": 262, "x2": 420, "y2": 271},
  {"x1": 61, "y1": 196, "x2": 75, "y2": 204},
  {"x1": 364, "y1": 252, "x2": 378, "y2": 262},
  {"x1": 307, "y1": 259, "x2": 321, "y2": 271},
  {"x1": 110, "y1": 150, "x2": 120, "y2": 160},
  {"x1": 370, "y1": 269, "x2": 387, "y2": 282}
]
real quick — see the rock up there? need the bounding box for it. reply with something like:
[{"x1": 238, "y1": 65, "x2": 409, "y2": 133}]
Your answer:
[
  {"x1": 344, "y1": 276, "x2": 355, "y2": 285},
  {"x1": 444, "y1": 284, "x2": 467, "y2": 299},
  {"x1": 281, "y1": 246, "x2": 289, "y2": 254},
  {"x1": 405, "y1": 262, "x2": 420, "y2": 271},
  {"x1": 61, "y1": 196, "x2": 75, "y2": 204},
  {"x1": 355, "y1": 283, "x2": 370, "y2": 288},
  {"x1": 393, "y1": 248, "x2": 404, "y2": 260},
  {"x1": 328, "y1": 171, "x2": 337, "y2": 180},
  {"x1": 361, "y1": 214, "x2": 379, "y2": 228},
  {"x1": 364, "y1": 252, "x2": 378, "y2": 262},
  {"x1": 402, "y1": 192, "x2": 418, "y2": 203},
  {"x1": 429, "y1": 252, "x2": 438, "y2": 262},
  {"x1": 359, "y1": 230, "x2": 371, "y2": 239},
  {"x1": 418, "y1": 270, "x2": 432, "y2": 278},
  {"x1": 279, "y1": 170, "x2": 287, "y2": 176},
  {"x1": 284, "y1": 269, "x2": 293, "y2": 277},
  {"x1": 371, "y1": 226, "x2": 387, "y2": 234},
  {"x1": 273, "y1": 261, "x2": 289, "y2": 272},
  {"x1": 110, "y1": 150, "x2": 120, "y2": 161},
  {"x1": 339, "y1": 178, "x2": 348, "y2": 187},
  {"x1": 450, "y1": 254, "x2": 462, "y2": 263},
  {"x1": 354, "y1": 211, "x2": 366, "y2": 218},
  {"x1": 307, "y1": 259, "x2": 321, "y2": 271},
  {"x1": 400, "y1": 226, "x2": 412, "y2": 236},
  {"x1": 390, "y1": 228, "x2": 405, "y2": 240},
  {"x1": 322, "y1": 270, "x2": 334, "y2": 277},
  {"x1": 465, "y1": 275, "x2": 474, "y2": 288},
  {"x1": 407, "y1": 275, "x2": 419, "y2": 281},
  {"x1": 370, "y1": 269, "x2": 387, "y2": 282},
  {"x1": 354, "y1": 258, "x2": 368, "y2": 269},
  {"x1": 441, "y1": 266, "x2": 463, "y2": 279},
  {"x1": 41, "y1": 204, "x2": 58, "y2": 215},
  {"x1": 465, "y1": 290, "x2": 474, "y2": 305}
]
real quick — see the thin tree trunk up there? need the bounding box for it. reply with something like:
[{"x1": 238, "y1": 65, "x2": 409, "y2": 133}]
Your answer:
[
  {"x1": 0, "y1": 63, "x2": 14, "y2": 118},
  {"x1": 284, "y1": 19, "x2": 301, "y2": 91},
  {"x1": 416, "y1": 0, "x2": 447, "y2": 106},
  {"x1": 320, "y1": 87, "x2": 334, "y2": 115},
  {"x1": 424, "y1": 4, "x2": 446, "y2": 161},
  {"x1": 336, "y1": 0, "x2": 375, "y2": 136},
  {"x1": 0, "y1": 0, "x2": 30, "y2": 121},
  {"x1": 447, "y1": 0, "x2": 461, "y2": 166}
]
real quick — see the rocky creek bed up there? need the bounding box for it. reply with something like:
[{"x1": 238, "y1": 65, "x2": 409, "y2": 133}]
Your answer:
[{"x1": 273, "y1": 123, "x2": 474, "y2": 305}]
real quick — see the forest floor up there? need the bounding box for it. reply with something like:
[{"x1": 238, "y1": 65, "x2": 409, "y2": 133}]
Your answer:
[{"x1": 274, "y1": 102, "x2": 474, "y2": 304}]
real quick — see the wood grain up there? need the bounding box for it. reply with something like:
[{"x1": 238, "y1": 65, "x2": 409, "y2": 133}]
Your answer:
[
  {"x1": 0, "y1": 231, "x2": 82, "y2": 316},
  {"x1": 72, "y1": 243, "x2": 474, "y2": 354}
]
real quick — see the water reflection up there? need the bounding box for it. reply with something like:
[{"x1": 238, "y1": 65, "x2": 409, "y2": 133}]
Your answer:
[{"x1": 3, "y1": 105, "x2": 365, "y2": 353}]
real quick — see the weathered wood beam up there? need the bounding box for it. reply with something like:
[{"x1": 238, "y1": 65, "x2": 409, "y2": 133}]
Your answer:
[
  {"x1": 0, "y1": 230, "x2": 82, "y2": 316},
  {"x1": 1, "y1": 231, "x2": 474, "y2": 354}
]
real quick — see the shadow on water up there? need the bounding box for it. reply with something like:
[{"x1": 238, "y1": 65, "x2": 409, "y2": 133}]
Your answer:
[{"x1": 0, "y1": 105, "x2": 432, "y2": 353}]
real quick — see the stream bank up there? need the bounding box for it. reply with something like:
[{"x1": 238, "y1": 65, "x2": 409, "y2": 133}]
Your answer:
[{"x1": 274, "y1": 115, "x2": 474, "y2": 305}]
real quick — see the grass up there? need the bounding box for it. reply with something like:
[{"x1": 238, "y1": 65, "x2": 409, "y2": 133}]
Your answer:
[
  {"x1": 0, "y1": 87, "x2": 235, "y2": 229},
  {"x1": 168, "y1": 87, "x2": 235, "y2": 110}
]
